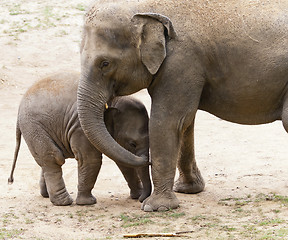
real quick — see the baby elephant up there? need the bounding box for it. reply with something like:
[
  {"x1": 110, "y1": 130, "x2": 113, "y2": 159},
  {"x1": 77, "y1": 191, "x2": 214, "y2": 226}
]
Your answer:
[{"x1": 8, "y1": 72, "x2": 151, "y2": 206}]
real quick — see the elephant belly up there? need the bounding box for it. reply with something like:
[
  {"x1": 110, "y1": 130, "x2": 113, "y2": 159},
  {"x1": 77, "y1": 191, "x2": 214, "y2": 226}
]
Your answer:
[{"x1": 198, "y1": 85, "x2": 284, "y2": 125}]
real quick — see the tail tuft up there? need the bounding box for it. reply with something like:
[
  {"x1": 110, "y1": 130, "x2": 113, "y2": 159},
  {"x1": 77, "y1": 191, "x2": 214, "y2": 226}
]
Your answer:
[{"x1": 8, "y1": 177, "x2": 14, "y2": 184}]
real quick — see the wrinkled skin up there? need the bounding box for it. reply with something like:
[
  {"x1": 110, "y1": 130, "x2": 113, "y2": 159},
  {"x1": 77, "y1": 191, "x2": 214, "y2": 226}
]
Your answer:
[
  {"x1": 77, "y1": 0, "x2": 288, "y2": 211},
  {"x1": 8, "y1": 72, "x2": 151, "y2": 206}
]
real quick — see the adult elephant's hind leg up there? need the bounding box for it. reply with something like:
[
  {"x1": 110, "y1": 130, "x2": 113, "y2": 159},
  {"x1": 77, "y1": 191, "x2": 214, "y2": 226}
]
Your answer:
[{"x1": 173, "y1": 120, "x2": 205, "y2": 193}]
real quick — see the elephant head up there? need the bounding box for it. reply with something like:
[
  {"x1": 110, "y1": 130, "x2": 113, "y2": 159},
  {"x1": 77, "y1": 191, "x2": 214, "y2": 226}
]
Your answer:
[{"x1": 77, "y1": 5, "x2": 176, "y2": 167}]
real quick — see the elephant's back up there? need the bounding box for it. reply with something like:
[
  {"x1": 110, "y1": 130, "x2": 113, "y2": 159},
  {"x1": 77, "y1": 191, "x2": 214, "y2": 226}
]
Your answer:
[
  {"x1": 25, "y1": 71, "x2": 79, "y2": 99},
  {"x1": 18, "y1": 71, "x2": 80, "y2": 158},
  {"x1": 19, "y1": 71, "x2": 79, "y2": 120}
]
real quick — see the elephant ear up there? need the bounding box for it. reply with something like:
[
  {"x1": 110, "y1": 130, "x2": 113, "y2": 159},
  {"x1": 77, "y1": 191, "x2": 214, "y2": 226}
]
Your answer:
[{"x1": 132, "y1": 13, "x2": 177, "y2": 75}]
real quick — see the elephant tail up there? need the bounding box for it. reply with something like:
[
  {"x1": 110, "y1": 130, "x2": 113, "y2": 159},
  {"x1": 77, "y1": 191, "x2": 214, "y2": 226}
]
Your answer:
[{"x1": 8, "y1": 120, "x2": 22, "y2": 184}]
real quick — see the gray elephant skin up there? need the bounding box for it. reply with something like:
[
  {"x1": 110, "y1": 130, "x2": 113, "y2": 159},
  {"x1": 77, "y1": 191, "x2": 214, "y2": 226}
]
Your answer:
[
  {"x1": 9, "y1": 72, "x2": 151, "y2": 206},
  {"x1": 77, "y1": 0, "x2": 288, "y2": 212}
]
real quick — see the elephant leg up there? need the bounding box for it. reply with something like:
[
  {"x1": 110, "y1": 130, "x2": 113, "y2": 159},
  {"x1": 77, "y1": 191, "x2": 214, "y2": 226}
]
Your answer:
[
  {"x1": 137, "y1": 166, "x2": 152, "y2": 202},
  {"x1": 141, "y1": 115, "x2": 181, "y2": 212},
  {"x1": 39, "y1": 169, "x2": 49, "y2": 198},
  {"x1": 42, "y1": 162, "x2": 73, "y2": 206},
  {"x1": 116, "y1": 164, "x2": 143, "y2": 200},
  {"x1": 173, "y1": 120, "x2": 205, "y2": 193},
  {"x1": 27, "y1": 132, "x2": 72, "y2": 206},
  {"x1": 71, "y1": 132, "x2": 102, "y2": 205},
  {"x1": 76, "y1": 161, "x2": 102, "y2": 205},
  {"x1": 142, "y1": 73, "x2": 204, "y2": 212},
  {"x1": 282, "y1": 94, "x2": 288, "y2": 133}
]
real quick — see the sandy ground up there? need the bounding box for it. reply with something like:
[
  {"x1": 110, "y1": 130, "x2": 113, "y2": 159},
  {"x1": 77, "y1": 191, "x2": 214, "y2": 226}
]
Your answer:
[{"x1": 0, "y1": 1, "x2": 287, "y2": 239}]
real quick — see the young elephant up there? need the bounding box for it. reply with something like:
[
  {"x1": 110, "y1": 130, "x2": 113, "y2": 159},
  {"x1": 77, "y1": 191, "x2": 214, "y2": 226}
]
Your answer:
[{"x1": 8, "y1": 72, "x2": 151, "y2": 206}]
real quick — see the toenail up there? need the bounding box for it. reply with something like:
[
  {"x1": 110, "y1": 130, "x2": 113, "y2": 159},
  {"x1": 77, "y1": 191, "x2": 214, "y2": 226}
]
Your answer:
[{"x1": 143, "y1": 205, "x2": 153, "y2": 212}]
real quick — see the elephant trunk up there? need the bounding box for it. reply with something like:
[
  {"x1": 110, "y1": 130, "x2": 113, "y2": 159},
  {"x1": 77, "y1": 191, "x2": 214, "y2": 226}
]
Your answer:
[{"x1": 77, "y1": 69, "x2": 148, "y2": 167}]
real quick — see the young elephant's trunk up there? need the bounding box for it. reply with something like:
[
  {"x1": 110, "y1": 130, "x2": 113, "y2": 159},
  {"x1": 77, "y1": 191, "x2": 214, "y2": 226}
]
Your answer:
[{"x1": 77, "y1": 70, "x2": 149, "y2": 167}]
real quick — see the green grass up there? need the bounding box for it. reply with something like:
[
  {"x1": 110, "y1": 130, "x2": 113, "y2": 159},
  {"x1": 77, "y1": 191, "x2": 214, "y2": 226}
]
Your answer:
[
  {"x1": 258, "y1": 218, "x2": 284, "y2": 226},
  {"x1": 273, "y1": 194, "x2": 288, "y2": 205},
  {"x1": 119, "y1": 213, "x2": 154, "y2": 228},
  {"x1": 25, "y1": 218, "x2": 34, "y2": 224},
  {"x1": 75, "y1": 4, "x2": 86, "y2": 11},
  {"x1": 9, "y1": 4, "x2": 30, "y2": 15},
  {"x1": 258, "y1": 228, "x2": 288, "y2": 240},
  {"x1": 0, "y1": 228, "x2": 24, "y2": 239},
  {"x1": 255, "y1": 193, "x2": 288, "y2": 203}
]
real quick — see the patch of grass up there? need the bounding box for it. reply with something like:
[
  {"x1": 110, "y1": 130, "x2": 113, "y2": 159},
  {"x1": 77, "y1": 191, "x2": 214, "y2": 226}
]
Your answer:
[
  {"x1": 221, "y1": 225, "x2": 237, "y2": 232},
  {"x1": 88, "y1": 214, "x2": 106, "y2": 222},
  {"x1": 240, "y1": 224, "x2": 261, "y2": 238},
  {"x1": 43, "y1": 6, "x2": 54, "y2": 18},
  {"x1": 277, "y1": 228, "x2": 288, "y2": 237},
  {"x1": 255, "y1": 193, "x2": 288, "y2": 205},
  {"x1": 2, "y1": 212, "x2": 19, "y2": 219},
  {"x1": 9, "y1": 4, "x2": 30, "y2": 15},
  {"x1": 272, "y1": 209, "x2": 280, "y2": 214},
  {"x1": 258, "y1": 218, "x2": 284, "y2": 226},
  {"x1": 218, "y1": 196, "x2": 252, "y2": 207},
  {"x1": 258, "y1": 228, "x2": 288, "y2": 239},
  {"x1": 0, "y1": 228, "x2": 24, "y2": 239},
  {"x1": 232, "y1": 207, "x2": 244, "y2": 213},
  {"x1": 235, "y1": 200, "x2": 251, "y2": 206},
  {"x1": 76, "y1": 209, "x2": 89, "y2": 222},
  {"x1": 190, "y1": 214, "x2": 207, "y2": 222},
  {"x1": 55, "y1": 30, "x2": 68, "y2": 37},
  {"x1": 167, "y1": 212, "x2": 186, "y2": 218},
  {"x1": 2, "y1": 19, "x2": 32, "y2": 39},
  {"x1": 273, "y1": 194, "x2": 288, "y2": 205},
  {"x1": 41, "y1": 6, "x2": 56, "y2": 28},
  {"x1": 119, "y1": 213, "x2": 154, "y2": 228},
  {"x1": 25, "y1": 218, "x2": 34, "y2": 224},
  {"x1": 148, "y1": 209, "x2": 186, "y2": 219},
  {"x1": 54, "y1": 218, "x2": 62, "y2": 224},
  {"x1": 189, "y1": 214, "x2": 221, "y2": 231},
  {"x1": 2, "y1": 212, "x2": 19, "y2": 225},
  {"x1": 75, "y1": 4, "x2": 86, "y2": 11}
]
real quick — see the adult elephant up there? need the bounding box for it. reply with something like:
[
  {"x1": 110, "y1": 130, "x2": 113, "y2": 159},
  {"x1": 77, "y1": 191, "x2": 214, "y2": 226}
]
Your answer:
[{"x1": 77, "y1": 0, "x2": 288, "y2": 211}]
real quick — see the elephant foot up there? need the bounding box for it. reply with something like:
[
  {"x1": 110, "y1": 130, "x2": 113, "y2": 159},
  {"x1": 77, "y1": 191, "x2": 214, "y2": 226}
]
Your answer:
[
  {"x1": 39, "y1": 175, "x2": 49, "y2": 198},
  {"x1": 173, "y1": 173, "x2": 205, "y2": 194},
  {"x1": 130, "y1": 187, "x2": 151, "y2": 203},
  {"x1": 76, "y1": 192, "x2": 97, "y2": 205},
  {"x1": 138, "y1": 189, "x2": 151, "y2": 203},
  {"x1": 50, "y1": 191, "x2": 73, "y2": 206},
  {"x1": 40, "y1": 184, "x2": 49, "y2": 198},
  {"x1": 40, "y1": 188, "x2": 49, "y2": 198},
  {"x1": 130, "y1": 187, "x2": 151, "y2": 202},
  {"x1": 141, "y1": 191, "x2": 180, "y2": 212},
  {"x1": 130, "y1": 188, "x2": 142, "y2": 200}
]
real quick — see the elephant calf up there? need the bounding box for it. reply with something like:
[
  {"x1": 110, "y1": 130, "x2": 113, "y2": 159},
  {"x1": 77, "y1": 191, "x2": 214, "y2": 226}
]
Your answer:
[{"x1": 8, "y1": 72, "x2": 151, "y2": 206}]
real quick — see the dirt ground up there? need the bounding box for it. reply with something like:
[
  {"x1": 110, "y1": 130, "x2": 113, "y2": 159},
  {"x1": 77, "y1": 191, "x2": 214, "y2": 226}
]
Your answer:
[{"x1": 0, "y1": 1, "x2": 287, "y2": 239}]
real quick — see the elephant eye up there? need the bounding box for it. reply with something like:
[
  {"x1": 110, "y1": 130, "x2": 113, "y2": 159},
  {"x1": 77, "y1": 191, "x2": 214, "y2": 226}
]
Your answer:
[
  {"x1": 129, "y1": 141, "x2": 137, "y2": 149},
  {"x1": 100, "y1": 61, "x2": 110, "y2": 69}
]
